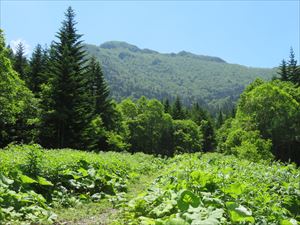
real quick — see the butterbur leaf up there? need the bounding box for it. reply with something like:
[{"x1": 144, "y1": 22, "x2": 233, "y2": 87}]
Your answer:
[
  {"x1": 224, "y1": 183, "x2": 244, "y2": 198},
  {"x1": 0, "y1": 174, "x2": 14, "y2": 185},
  {"x1": 139, "y1": 216, "x2": 156, "y2": 224},
  {"x1": 78, "y1": 167, "x2": 88, "y2": 177},
  {"x1": 165, "y1": 218, "x2": 189, "y2": 225},
  {"x1": 177, "y1": 190, "x2": 200, "y2": 211},
  {"x1": 280, "y1": 219, "x2": 298, "y2": 225},
  {"x1": 20, "y1": 175, "x2": 37, "y2": 184},
  {"x1": 226, "y1": 202, "x2": 255, "y2": 223},
  {"x1": 37, "y1": 176, "x2": 53, "y2": 186}
]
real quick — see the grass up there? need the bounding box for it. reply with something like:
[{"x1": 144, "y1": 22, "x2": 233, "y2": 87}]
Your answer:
[{"x1": 53, "y1": 200, "x2": 113, "y2": 225}]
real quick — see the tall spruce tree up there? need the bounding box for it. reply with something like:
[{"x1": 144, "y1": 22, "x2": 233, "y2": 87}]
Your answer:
[
  {"x1": 278, "y1": 59, "x2": 288, "y2": 81},
  {"x1": 81, "y1": 57, "x2": 116, "y2": 150},
  {"x1": 288, "y1": 48, "x2": 297, "y2": 76},
  {"x1": 13, "y1": 42, "x2": 28, "y2": 82},
  {"x1": 216, "y1": 110, "x2": 224, "y2": 128},
  {"x1": 163, "y1": 98, "x2": 171, "y2": 114},
  {"x1": 28, "y1": 44, "x2": 48, "y2": 94},
  {"x1": 87, "y1": 56, "x2": 112, "y2": 128},
  {"x1": 40, "y1": 7, "x2": 89, "y2": 149},
  {"x1": 172, "y1": 96, "x2": 185, "y2": 120},
  {"x1": 287, "y1": 48, "x2": 300, "y2": 86},
  {"x1": 278, "y1": 48, "x2": 300, "y2": 86}
]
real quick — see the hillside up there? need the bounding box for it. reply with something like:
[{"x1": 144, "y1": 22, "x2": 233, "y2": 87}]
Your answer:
[{"x1": 85, "y1": 41, "x2": 276, "y2": 111}]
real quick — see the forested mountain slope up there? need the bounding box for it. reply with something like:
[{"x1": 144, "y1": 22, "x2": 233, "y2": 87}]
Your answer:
[{"x1": 85, "y1": 41, "x2": 276, "y2": 111}]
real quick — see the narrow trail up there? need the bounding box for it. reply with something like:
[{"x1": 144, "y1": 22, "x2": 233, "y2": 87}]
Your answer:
[{"x1": 54, "y1": 171, "x2": 161, "y2": 225}]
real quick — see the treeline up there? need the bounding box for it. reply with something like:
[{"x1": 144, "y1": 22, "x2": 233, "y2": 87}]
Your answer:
[
  {"x1": 0, "y1": 7, "x2": 216, "y2": 156},
  {"x1": 1, "y1": 7, "x2": 300, "y2": 164}
]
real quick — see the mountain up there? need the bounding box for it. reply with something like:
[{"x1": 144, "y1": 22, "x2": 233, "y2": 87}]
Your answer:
[{"x1": 84, "y1": 41, "x2": 276, "y2": 113}]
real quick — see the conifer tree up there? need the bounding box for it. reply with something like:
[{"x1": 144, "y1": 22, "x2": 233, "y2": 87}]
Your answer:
[
  {"x1": 189, "y1": 102, "x2": 206, "y2": 124},
  {"x1": 13, "y1": 42, "x2": 28, "y2": 82},
  {"x1": 163, "y1": 98, "x2": 171, "y2": 114},
  {"x1": 172, "y1": 96, "x2": 185, "y2": 120},
  {"x1": 287, "y1": 48, "x2": 300, "y2": 86},
  {"x1": 216, "y1": 110, "x2": 224, "y2": 128},
  {"x1": 28, "y1": 44, "x2": 48, "y2": 94},
  {"x1": 40, "y1": 7, "x2": 89, "y2": 149},
  {"x1": 288, "y1": 48, "x2": 297, "y2": 77},
  {"x1": 87, "y1": 56, "x2": 112, "y2": 128},
  {"x1": 278, "y1": 59, "x2": 288, "y2": 81}
]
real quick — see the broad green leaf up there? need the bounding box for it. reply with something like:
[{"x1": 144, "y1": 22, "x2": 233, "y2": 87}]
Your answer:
[
  {"x1": 177, "y1": 190, "x2": 200, "y2": 211},
  {"x1": 165, "y1": 218, "x2": 189, "y2": 225},
  {"x1": 226, "y1": 202, "x2": 255, "y2": 223},
  {"x1": 20, "y1": 175, "x2": 37, "y2": 184},
  {"x1": 37, "y1": 176, "x2": 53, "y2": 186},
  {"x1": 0, "y1": 174, "x2": 14, "y2": 185},
  {"x1": 78, "y1": 167, "x2": 88, "y2": 177},
  {"x1": 224, "y1": 183, "x2": 244, "y2": 197},
  {"x1": 280, "y1": 219, "x2": 298, "y2": 225}
]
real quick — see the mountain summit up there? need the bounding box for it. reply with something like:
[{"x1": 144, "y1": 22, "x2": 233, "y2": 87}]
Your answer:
[{"x1": 99, "y1": 41, "x2": 226, "y2": 63}]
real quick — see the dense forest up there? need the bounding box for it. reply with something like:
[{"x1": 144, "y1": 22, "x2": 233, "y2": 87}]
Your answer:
[
  {"x1": 0, "y1": 6, "x2": 300, "y2": 224},
  {"x1": 84, "y1": 42, "x2": 276, "y2": 114}
]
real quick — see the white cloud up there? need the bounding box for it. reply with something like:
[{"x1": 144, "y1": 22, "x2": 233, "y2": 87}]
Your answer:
[{"x1": 10, "y1": 39, "x2": 31, "y2": 56}]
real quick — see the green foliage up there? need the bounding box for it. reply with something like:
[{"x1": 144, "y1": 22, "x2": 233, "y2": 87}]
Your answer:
[
  {"x1": 119, "y1": 97, "x2": 174, "y2": 155},
  {"x1": 84, "y1": 41, "x2": 275, "y2": 112},
  {"x1": 219, "y1": 124, "x2": 273, "y2": 161},
  {"x1": 86, "y1": 56, "x2": 114, "y2": 129},
  {"x1": 238, "y1": 80, "x2": 300, "y2": 162},
  {"x1": 106, "y1": 131, "x2": 130, "y2": 152},
  {"x1": 117, "y1": 96, "x2": 208, "y2": 155},
  {"x1": 278, "y1": 48, "x2": 300, "y2": 86},
  {"x1": 39, "y1": 7, "x2": 91, "y2": 149},
  {"x1": 116, "y1": 153, "x2": 300, "y2": 224},
  {"x1": 0, "y1": 144, "x2": 165, "y2": 223},
  {"x1": 13, "y1": 42, "x2": 29, "y2": 82},
  {"x1": 0, "y1": 30, "x2": 39, "y2": 147},
  {"x1": 82, "y1": 116, "x2": 107, "y2": 151},
  {"x1": 217, "y1": 79, "x2": 300, "y2": 163},
  {"x1": 173, "y1": 120, "x2": 203, "y2": 153},
  {"x1": 172, "y1": 96, "x2": 185, "y2": 120},
  {"x1": 28, "y1": 44, "x2": 49, "y2": 95},
  {"x1": 199, "y1": 119, "x2": 215, "y2": 152}
]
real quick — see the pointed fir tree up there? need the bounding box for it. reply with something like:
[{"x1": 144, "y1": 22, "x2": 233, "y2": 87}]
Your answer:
[
  {"x1": 40, "y1": 7, "x2": 89, "y2": 149},
  {"x1": 28, "y1": 44, "x2": 49, "y2": 94},
  {"x1": 13, "y1": 42, "x2": 28, "y2": 82},
  {"x1": 231, "y1": 106, "x2": 236, "y2": 118},
  {"x1": 287, "y1": 47, "x2": 300, "y2": 86},
  {"x1": 189, "y1": 102, "x2": 206, "y2": 125},
  {"x1": 288, "y1": 48, "x2": 297, "y2": 77},
  {"x1": 172, "y1": 96, "x2": 185, "y2": 120},
  {"x1": 87, "y1": 56, "x2": 113, "y2": 128},
  {"x1": 278, "y1": 59, "x2": 288, "y2": 81},
  {"x1": 163, "y1": 98, "x2": 171, "y2": 114},
  {"x1": 216, "y1": 110, "x2": 224, "y2": 128}
]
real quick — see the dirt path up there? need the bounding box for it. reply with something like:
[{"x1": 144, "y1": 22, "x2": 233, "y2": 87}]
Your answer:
[{"x1": 53, "y1": 173, "x2": 159, "y2": 225}]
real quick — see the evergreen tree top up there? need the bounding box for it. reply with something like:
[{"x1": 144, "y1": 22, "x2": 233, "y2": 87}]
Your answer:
[
  {"x1": 15, "y1": 42, "x2": 26, "y2": 57},
  {"x1": 289, "y1": 47, "x2": 297, "y2": 66}
]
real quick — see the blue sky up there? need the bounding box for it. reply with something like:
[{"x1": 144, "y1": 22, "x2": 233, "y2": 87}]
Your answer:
[{"x1": 1, "y1": 0, "x2": 299, "y2": 68}]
